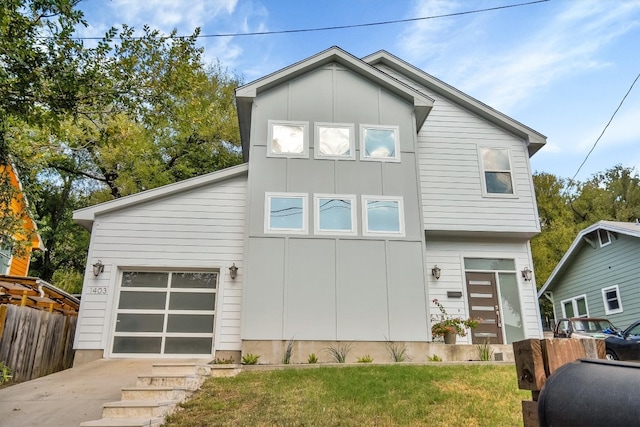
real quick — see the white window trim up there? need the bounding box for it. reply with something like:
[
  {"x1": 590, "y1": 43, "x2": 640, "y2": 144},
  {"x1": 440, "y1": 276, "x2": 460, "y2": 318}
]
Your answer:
[
  {"x1": 598, "y1": 229, "x2": 612, "y2": 247},
  {"x1": 478, "y1": 146, "x2": 517, "y2": 198},
  {"x1": 267, "y1": 120, "x2": 309, "y2": 158},
  {"x1": 560, "y1": 294, "x2": 589, "y2": 318},
  {"x1": 314, "y1": 194, "x2": 357, "y2": 235},
  {"x1": 361, "y1": 195, "x2": 405, "y2": 237},
  {"x1": 314, "y1": 122, "x2": 355, "y2": 160},
  {"x1": 359, "y1": 124, "x2": 401, "y2": 162},
  {"x1": 601, "y1": 285, "x2": 623, "y2": 315},
  {"x1": 264, "y1": 192, "x2": 308, "y2": 235}
]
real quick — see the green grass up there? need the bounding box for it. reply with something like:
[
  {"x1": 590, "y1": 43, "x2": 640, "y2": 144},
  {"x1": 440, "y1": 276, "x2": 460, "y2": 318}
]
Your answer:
[{"x1": 163, "y1": 364, "x2": 528, "y2": 427}]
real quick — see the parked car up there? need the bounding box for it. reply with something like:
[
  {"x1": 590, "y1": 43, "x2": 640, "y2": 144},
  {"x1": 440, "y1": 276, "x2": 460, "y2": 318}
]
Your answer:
[
  {"x1": 603, "y1": 320, "x2": 640, "y2": 361},
  {"x1": 553, "y1": 318, "x2": 618, "y2": 339}
]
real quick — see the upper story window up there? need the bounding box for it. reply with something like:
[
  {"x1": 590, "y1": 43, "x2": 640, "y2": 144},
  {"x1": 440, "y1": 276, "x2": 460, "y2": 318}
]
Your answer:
[
  {"x1": 360, "y1": 125, "x2": 400, "y2": 162},
  {"x1": 602, "y1": 285, "x2": 623, "y2": 315},
  {"x1": 362, "y1": 195, "x2": 405, "y2": 236},
  {"x1": 314, "y1": 123, "x2": 355, "y2": 160},
  {"x1": 598, "y1": 229, "x2": 611, "y2": 247},
  {"x1": 268, "y1": 120, "x2": 309, "y2": 158},
  {"x1": 265, "y1": 192, "x2": 308, "y2": 234},
  {"x1": 314, "y1": 194, "x2": 357, "y2": 235},
  {"x1": 480, "y1": 148, "x2": 515, "y2": 196}
]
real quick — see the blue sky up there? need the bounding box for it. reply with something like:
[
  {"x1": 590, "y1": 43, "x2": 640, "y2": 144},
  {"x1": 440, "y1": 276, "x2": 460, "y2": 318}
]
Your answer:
[{"x1": 76, "y1": 0, "x2": 640, "y2": 182}]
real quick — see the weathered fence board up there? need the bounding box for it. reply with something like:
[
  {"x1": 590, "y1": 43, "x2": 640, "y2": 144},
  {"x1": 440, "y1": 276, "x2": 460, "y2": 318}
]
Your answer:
[
  {"x1": 0, "y1": 304, "x2": 76, "y2": 383},
  {"x1": 514, "y1": 338, "x2": 605, "y2": 427}
]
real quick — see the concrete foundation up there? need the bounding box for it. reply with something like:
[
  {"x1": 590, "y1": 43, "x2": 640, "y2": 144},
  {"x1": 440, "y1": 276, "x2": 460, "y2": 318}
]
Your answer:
[
  {"x1": 73, "y1": 349, "x2": 104, "y2": 367},
  {"x1": 213, "y1": 350, "x2": 241, "y2": 364},
  {"x1": 241, "y1": 340, "x2": 514, "y2": 364}
]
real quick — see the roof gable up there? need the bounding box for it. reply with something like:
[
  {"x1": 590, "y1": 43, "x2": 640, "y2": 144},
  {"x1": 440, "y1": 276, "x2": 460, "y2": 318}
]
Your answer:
[
  {"x1": 235, "y1": 46, "x2": 435, "y2": 161},
  {"x1": 73, "y1": 163, "x2": 248, "y2": 230},
  {"x1": 538, "y1": 220, "x2": 640, "y2": 296},
  {"x1": 363, "y1": 50, "x2": 546, "y2": 157}
]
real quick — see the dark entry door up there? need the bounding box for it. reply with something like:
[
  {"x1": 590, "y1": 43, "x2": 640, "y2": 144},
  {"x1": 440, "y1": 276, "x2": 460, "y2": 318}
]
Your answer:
[{"x1": 465, "y1": 272, "x2": 503, "y2": 344}]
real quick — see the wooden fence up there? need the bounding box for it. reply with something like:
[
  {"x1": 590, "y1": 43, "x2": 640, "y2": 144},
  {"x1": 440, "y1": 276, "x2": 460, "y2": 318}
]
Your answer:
[
  {"x1": 0, "y1": 304, "x2": 77, "y2": 383},
  {"x1": 513, "y1": 338, "x2": 605, "y2": 427}
]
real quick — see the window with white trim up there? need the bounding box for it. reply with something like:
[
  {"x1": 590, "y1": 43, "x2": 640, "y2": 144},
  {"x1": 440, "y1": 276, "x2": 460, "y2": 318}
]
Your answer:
[
  {"x1": 598, "y1": 229, "x2": 611, "y2": 247},
  {"x1": 314, "y1": 123, "x2": 355, "y2": 160},
  {"x1": 362, "y1": 196, "x2": 405, "y2": 236},
  {"x1": 267, "y1": 120, "x2": 309, "y2": 158},
  {"x1": 265, "y1": 192, "x2": 308, "y2": 234},
  {"x1": 602, "y1": 285, "x2": 623, "y2": 315},
  {"x1": 480, "y1": 147, "x2": 514, "y2": 195},
  {"x1": 360, "y1": 125, "x2": 400, "y2": 162},
  {"x1": 561, "y1": 295, "x2": 588, "y2": 318},
  {"x1": 314, "y1": 194, "x2": 356, "y2": 235},
  {"x1": 0, "y1": 239, "x2": 12, "y2": 275}
]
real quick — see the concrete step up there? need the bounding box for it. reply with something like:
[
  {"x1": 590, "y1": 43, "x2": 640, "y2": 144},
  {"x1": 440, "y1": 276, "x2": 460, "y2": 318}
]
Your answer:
[
  {"x1": 121, "y1": 386, "x2": 190, "y2": 401},
  {"x1": 151, "y1": 363, "x2": 211, "y2": 377},
  {"x1": 211, "y1": 364, "x2": 242, "y2": 378},
  {"x1": 102, "y1": 399, "x2": 179, "y2": 418},
  {"x1": 80, "y1": 417, "x2": 164, "y2": 427},
  {"x1": 136, "y1": 374, "x2": 203, "y2": 390}
]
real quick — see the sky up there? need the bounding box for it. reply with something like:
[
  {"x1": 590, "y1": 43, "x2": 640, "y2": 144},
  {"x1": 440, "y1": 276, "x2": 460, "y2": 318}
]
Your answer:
[{"x1": 75, "y1": 0, "x2": 640, "y2": 182}]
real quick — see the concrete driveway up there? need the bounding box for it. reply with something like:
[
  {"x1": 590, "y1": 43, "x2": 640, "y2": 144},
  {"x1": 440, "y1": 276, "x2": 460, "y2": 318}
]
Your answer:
[{"x1": 0, "y1": 359, "x2": 163, "y2": 427}]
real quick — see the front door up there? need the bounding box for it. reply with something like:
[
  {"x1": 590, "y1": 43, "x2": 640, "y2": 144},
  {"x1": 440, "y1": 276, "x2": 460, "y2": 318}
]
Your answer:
[{"x1": 465, "y1": 272, "x2": 503, "y2": 344}]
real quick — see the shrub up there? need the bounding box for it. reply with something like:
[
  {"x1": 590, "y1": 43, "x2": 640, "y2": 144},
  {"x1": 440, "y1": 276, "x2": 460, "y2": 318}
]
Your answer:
[
  {"x1": 242, "y1": 353, "x2": 260, "y2": 365},
  {"x1": 307, "y1": 353, "x2": 318, "y2": 364},
  {"x1": 357, "y1": 355, "x2": 373, "y2": 363},
  {"x1": 326, "y1": 343, "x2": 352, "y2": 363}
]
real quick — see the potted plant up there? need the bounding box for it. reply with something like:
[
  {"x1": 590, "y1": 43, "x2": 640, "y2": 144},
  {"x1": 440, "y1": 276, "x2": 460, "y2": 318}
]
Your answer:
[{"x1": 431, "y1": 299, "x2": 479, "y2": 344}]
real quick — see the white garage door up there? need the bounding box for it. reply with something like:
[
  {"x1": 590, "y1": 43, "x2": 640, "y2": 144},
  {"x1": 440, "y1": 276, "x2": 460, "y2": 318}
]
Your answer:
[{"x1": 112, "y1": 271, "x2": 217, "y2": 356}]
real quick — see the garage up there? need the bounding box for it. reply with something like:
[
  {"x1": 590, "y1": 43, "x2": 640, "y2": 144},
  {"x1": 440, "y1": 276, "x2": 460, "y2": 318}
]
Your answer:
[{"x1": 111, "y1": 271, "x2": 218, "y2": 356}]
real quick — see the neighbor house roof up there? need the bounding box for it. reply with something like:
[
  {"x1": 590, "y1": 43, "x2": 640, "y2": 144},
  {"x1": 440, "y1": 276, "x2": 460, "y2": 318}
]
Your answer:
[
  {"x1": 363, "y1": 50, "x2": 547, "y2": 156},
  {"x1": 73, "y1": 163, "x2": 248, "y2": 230},
  {"x1": 235, "y1": 46, "x2": 436, "y2": 162},
  {"x1": 538, "y1": 220, "x2": 640, "y2": 297}
]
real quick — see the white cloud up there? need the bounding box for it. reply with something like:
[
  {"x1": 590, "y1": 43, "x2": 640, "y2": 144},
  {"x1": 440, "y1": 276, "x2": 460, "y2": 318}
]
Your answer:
[
  {"x1": 108, "y1": 0, "x2": 237, "y2": 35},
  {"x1": 397, "y1": 0, "x2": 640, "y2": 112}
]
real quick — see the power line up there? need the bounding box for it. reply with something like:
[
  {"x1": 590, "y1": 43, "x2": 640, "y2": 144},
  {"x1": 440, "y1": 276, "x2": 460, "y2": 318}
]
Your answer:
[
  {"x1": 566, "y1": 71, "x2": 640, "y2": 190},
  {"x1": 68, "y1": 0, "x2": 550, "y2": 40}
]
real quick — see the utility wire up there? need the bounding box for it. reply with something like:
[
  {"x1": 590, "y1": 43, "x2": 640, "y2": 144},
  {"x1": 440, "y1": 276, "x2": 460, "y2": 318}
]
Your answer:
[
  {"x1": 565, "y1": 71, "x2": 640, "y2": 193},
  {"x1": 67, "y1": 0, "x2": 550, "y2": 40}
]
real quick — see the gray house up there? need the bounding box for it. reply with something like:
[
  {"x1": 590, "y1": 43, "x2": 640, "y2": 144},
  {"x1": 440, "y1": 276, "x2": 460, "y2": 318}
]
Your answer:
[
  {"x1": 72, "y1": 47, "x2": 546, "y2": 364},
  {"x1": 539, "y1": 221, "x2": 640, "y2": 328}
]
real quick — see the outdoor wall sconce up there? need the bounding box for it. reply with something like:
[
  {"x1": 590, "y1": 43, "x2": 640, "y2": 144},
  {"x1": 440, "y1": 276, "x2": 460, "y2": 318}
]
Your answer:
[
  {"x1": 522, "y1": 266, "x2": 533, "y2": 282},
  {"x1": 229, "y1": 263, "x2": 239, "y2": 280},
  {"x1": 432, "y1": 265, "x2": 441, "y2": 280},
  {"x1": 92, "y1": 260, "x2": 105, "y2": 277}
]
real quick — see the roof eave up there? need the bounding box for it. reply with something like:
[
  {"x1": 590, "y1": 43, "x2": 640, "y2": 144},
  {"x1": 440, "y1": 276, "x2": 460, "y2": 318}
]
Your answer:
[
  {"x1": 364, "y1": 51, "x2": 547, "y2": 157},
  {"x1": 73, "y1": 164, "x2": 249, "y2": 229},
  {"x1": 235, "y1": 46, "x2": 435, "y2": 155}
]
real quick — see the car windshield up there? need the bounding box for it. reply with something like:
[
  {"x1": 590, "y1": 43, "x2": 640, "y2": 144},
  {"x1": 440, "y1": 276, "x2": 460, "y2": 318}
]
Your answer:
[{"x1": 573, "y1": 319, "x2": 615, "y2": 333}]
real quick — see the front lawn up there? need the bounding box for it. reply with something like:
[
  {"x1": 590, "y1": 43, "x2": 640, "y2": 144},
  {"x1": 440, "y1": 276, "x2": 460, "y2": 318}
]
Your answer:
[{"x1": 164, "y1": 364, "x2": 527, "y2": 426}]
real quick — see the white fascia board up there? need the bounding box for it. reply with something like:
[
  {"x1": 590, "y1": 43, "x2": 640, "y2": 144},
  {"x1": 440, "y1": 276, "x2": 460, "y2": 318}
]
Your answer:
[
  {"x1": 73, "y1": 163, "x2": 249, "y2": 230},
  {"x1": 235, "y1": 46, "x2": 433, "y2": 129},
  {"x1": 363, "y1": 50, "x2": 547, "y2": 156}
]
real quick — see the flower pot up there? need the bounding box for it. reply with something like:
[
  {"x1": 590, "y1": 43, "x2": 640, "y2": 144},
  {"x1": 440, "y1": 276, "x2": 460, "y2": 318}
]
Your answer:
[{"x1": 444, "y1": 330, "x2": 457, "y2": 344}]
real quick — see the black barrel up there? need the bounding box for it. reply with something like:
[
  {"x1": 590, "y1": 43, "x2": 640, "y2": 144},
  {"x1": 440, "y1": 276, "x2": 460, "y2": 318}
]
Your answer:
[{"x1": 538, "y1": 359, "x2": 640, "y2": 427}]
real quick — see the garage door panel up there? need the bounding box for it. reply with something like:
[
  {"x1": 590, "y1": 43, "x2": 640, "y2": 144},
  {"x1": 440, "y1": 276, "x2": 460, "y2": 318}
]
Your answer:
[
  {"x1": 168, "y1": 292, "x2": 215, "y2": 310},
  {"x1": 115, "y1": 313, "x2": 164, "y2": 332},
  {"x1": 165, "y1": 337, "x2": 212, "y2": 354},
  {"x1": 113, "y1": 336, "x2": 162, "y2": 353},
  {"x1": 167, "y1": 314, "x2": 214, "y2": 333},
  {"x1": 112, "y1": 271, "x2": 218, "y2": 356}
]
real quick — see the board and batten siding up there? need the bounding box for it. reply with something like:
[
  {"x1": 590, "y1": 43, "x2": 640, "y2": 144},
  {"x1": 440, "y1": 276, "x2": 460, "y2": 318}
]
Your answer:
[
  {"x1": 242, "y1": 63, "x2": 430, "y2": 342},
  {"x1": 552, "y1": 234, "x2": 640, "y2": 328},
  {"x1": 74, "y1": 174, "x2": 247, "y2": 353},
  {"x1": 374, "y1": 64, "x2": 539, "y2": 234},
  {"x1": 425, "y1": 237, "x2": 543, "y2": 342}
]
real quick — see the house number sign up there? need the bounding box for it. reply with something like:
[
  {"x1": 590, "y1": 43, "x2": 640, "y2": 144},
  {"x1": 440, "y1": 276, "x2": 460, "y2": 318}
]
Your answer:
[{"x1": 88, "y1": 286, "x2": 108, "y2": 295}]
